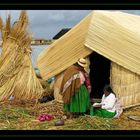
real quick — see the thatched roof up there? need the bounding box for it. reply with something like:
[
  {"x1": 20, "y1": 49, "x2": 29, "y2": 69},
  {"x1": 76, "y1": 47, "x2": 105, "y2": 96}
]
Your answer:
[
  {"x1": 85, "y1": 10, "x2": 140, "y2": 77},
  {"x1": 37, "y1": 10, "x2": 140, "y2": 80},
  {"x1": 37, "y1": 12, "x2": 93, "y2": 80}
]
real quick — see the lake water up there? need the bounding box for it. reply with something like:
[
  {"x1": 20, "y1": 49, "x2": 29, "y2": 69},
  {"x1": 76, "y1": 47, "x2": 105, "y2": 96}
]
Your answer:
[{"x1": 31, "y1": 45, "x2": 48, "y2": 68}]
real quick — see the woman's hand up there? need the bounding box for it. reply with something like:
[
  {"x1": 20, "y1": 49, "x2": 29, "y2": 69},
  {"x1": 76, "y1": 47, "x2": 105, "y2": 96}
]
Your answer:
[{"x1": 93, "y1": 103, "x2": 102, "y2": 108}]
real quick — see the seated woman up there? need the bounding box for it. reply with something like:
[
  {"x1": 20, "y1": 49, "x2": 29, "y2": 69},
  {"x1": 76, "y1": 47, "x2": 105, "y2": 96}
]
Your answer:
[{"x1": 90, "y1": 85, "x2": 116, "y2": 118}]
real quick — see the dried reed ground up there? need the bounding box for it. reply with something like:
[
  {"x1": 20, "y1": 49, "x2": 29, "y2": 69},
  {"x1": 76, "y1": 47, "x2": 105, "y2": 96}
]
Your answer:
[{"x1": 0, "y1": 100, "x2": 140, "y2": 130}]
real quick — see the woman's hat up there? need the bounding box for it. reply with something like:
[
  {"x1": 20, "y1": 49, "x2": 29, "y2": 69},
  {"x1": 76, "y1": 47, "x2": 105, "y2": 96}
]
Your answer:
[{"x1": 77, "y1": 58, "x2": 87, "y2": 68}]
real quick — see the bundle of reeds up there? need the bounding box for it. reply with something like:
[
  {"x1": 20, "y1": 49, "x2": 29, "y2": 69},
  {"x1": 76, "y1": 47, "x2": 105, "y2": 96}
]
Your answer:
[{"x1": 0, "y1": 11, "x2": 43, "y2": 103}]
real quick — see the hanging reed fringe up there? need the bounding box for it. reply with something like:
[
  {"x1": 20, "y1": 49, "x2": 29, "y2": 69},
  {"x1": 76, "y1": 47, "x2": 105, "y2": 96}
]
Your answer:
[
  {"x1": 53, "y1": 72, "x2": 64, "y2": 103},
  {"x1": 0, "y1": 11, "x2": 44, "y2": 103}
]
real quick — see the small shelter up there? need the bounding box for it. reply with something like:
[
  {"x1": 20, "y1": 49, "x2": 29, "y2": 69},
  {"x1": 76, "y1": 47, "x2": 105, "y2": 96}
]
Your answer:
[{"x1": 37, "y1": 11, "x2": 140, "y2": 108}]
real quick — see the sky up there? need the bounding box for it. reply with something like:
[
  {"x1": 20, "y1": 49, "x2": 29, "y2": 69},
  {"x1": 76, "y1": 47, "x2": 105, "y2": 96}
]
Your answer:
[
  {"x1": 0, "y1": 10, "x2": 92, "y2": 39},
  {"x1": 0, "y1": 10, "x2": 140, "y2": 67},
  {"x1": 0, "y1": 10, "x2": 140, "y2": 40}
]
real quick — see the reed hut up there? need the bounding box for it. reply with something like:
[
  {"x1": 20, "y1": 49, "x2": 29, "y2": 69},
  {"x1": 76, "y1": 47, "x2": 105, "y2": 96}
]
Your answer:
[{"x1": 37, "y1": 10, "x2": 140, "y2": 108}]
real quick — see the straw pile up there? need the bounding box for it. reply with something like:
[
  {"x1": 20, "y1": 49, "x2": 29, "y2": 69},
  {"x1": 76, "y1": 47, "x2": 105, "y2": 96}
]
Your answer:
[
  {"x1": 110, "y1": 62, "x2": 140, "y2": 108},
  {"x1": 35, "y1": 100, "x2": 64, "y2": 119},
  {"x1": 0, "y1": 11, "x2": 43, "y2": 103}
]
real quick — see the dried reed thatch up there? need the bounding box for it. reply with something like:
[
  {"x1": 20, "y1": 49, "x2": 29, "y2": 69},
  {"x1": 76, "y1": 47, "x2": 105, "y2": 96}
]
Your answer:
[
  {"x1": 0, "y1": 11, "x2": 43, "y2": 103},
  {"x1": 110, "y1": 62, "x2": 140, "y2": 109},
  {"x1": 53, "y1": 72, "x2": 64, "y2": 103},
  {"x1": 37, "y1": 12, "x2": 93, "y2": 80},
  {"x1": 85, "y1": 10, "x2": 140, "y2": 76},
  {"x1": 35, "y1": 100, "x2": 64, "y2": 119}
]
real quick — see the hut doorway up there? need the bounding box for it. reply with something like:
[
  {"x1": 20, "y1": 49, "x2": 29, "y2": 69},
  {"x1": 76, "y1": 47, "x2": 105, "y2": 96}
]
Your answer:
[{"x1": 89, "y1": 52, "x2": 111, "y2": 99}]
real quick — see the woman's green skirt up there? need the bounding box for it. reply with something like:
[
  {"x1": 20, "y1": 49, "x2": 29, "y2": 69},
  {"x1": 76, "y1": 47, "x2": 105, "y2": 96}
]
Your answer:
[
  {"x1": 64, "y1": 84, "x2": 90, "y2": 113},
  {"x1": 90, "y1": 106, "x2": 116, "y2": 118}
]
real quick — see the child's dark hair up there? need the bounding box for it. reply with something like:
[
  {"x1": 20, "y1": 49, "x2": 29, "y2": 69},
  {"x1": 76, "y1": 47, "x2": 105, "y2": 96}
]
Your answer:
[{"x1": 103, "y1": 85, "x2": 116, "y2": 96}]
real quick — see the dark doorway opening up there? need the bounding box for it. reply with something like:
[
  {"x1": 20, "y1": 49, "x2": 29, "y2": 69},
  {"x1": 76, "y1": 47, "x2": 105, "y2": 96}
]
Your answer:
[{"x1": 89, "y1": 52, "x2": 111, "y2": 99}]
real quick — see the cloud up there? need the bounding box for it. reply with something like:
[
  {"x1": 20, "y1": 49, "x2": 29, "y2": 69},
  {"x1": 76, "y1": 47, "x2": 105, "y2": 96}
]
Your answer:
[
  {"x1": 121, "y1": 10, "x2": 140, "y2": 15},
  {"x1": 28, "y1": 10, "x2": 92, "y2": 39},
  {"x1": 1, "y1": 10, "x2": 140, "y2": 39}
]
